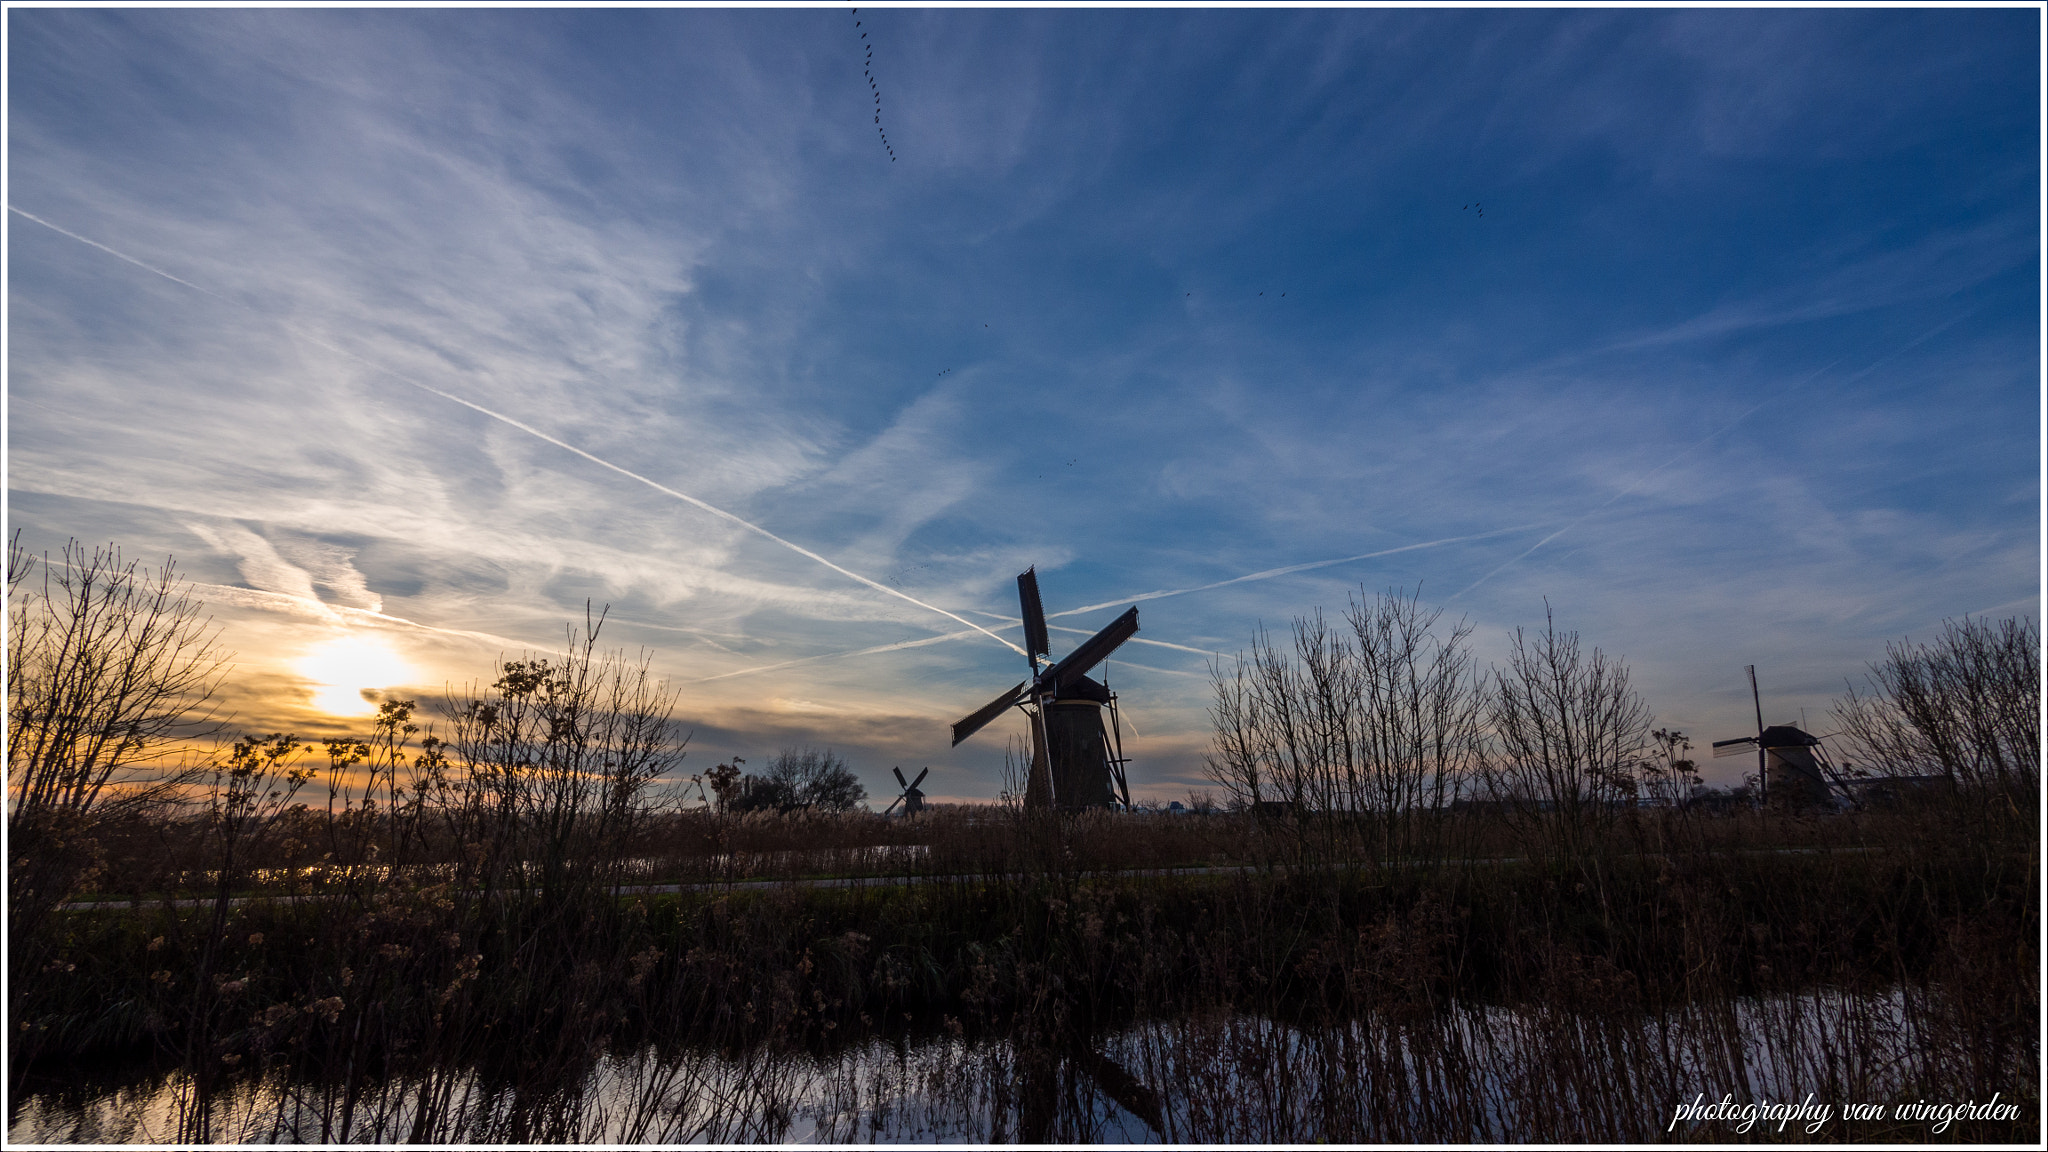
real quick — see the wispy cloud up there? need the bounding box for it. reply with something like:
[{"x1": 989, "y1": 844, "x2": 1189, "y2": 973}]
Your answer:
[
  {"x1": 8, "y1": 8, "x2": 2032, "y2": 794},
  {"x1": 11, "y1": 205, "x2": 1026, "y2": 659}
]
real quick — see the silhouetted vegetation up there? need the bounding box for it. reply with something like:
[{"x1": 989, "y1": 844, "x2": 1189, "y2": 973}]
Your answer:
[
  {"x1": 6, "y1": 562, "x2": 2036, "y2": 1143},
  {"x1": 728, "y1": 747, "x2": 868, "y2": 815}
]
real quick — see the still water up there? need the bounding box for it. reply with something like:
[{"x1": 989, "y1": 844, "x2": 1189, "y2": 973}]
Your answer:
[{"x1": 9, "y1": 987, "x2": 1954, "y2": 1144}]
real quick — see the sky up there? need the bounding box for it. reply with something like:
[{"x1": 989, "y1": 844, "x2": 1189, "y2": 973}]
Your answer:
[{"x1": 7, "y1": 6, "x2": 2039, "y2": 805}]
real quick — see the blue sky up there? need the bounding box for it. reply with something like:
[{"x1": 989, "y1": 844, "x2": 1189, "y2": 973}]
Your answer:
[{"x1": 7, "y1": 7, "x2": 2038, "y2": 802}]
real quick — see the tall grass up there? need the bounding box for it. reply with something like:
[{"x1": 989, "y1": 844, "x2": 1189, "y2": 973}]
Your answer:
[{"x1": 11, "y1": 789, "x2": 2035, "y2": 1143}]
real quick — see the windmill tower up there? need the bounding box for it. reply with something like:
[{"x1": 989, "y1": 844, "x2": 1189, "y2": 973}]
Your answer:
[
  {"x1": 884, "y1": 766, "x2": 928, "y2": 816},
  {"x1": 951, "y1": 567, "x2": 1138, "y2": 810}
]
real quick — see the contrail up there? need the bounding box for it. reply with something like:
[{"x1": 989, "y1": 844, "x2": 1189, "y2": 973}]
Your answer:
[
  {"x1": 1046, "y1": 621, "x2": 1224, "y2": 659},
  {"x1": 10, "y1": 207, "x2": 229, "y2": 303},
  {"x1": 10, "y1": 206, "x2": 1027, "y2": 659},
  {"x1": 682, "y1": 628, "x2": 982, "y2": 684},
  {"x1": 386, "y1": 378, "x2": 1025, "y2": 657},
  {"x1": 1447, "y1": 377, "x2": 1825, "y2": 601},
  {"x1": 687, "y1": 614, "x2": 1227, "y2": 688},
  {"x1": 1048, "y1": 524, "x2": 1544, "y2": 619},
  {"x1": 1450, "y1": 311, "x2": 1975, "y2": 601}
]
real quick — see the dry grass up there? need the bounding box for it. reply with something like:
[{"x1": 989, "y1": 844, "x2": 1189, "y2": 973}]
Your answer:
[{"x1": 10, "y1": 789, "x2": 2036, "y2": 1143}]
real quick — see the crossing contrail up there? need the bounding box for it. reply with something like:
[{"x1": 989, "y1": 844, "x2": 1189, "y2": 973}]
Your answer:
[
  {"x1": 682, "y1": 628, "x2": 981, "y2": 684},
  {"x1": 1048, "y1": 524, "x2": 1544, "y2": 619},
  {"x1": 1047, "y1": 622, "x2": 1224, "y2": 659},
  {"x1": 1449, "y1": 311, "x2": 1974, "y2": 601},
  {"x1": 10, "y1": 206, "x2": 1027, "y2": 659}
]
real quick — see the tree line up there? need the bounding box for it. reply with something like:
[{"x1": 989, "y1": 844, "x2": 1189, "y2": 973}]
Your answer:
[{"x1": 1204, "y1": 586, "x2": 2038, "y2": 865}]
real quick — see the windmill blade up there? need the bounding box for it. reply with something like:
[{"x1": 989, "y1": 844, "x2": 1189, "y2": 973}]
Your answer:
[
  {"x1": 1017, "y1": 567, "x2": 1050, "y2": 664},
  {"x1": 952, "y1": 680, "x2": 1028, "y2": 746},
  {"x1": 1040, "y1": 606, "x2": 1139, "y2": 694},
  {"x1": 893, "y1": 766, "x2": 908, "y2": 788},
  {"x1": 1712, "y1": 736, "x2": 1759, "y2": 759},
  {"x1": 883, "y1": 795, "x2": 903, "y2": 816},
  {"x1": 910, "y1": 766, "x2": 929, "y2": 789}
]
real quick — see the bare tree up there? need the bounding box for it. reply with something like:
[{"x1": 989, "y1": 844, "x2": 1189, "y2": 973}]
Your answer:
[
  {"x1": 731, "y1": 747, "x2": 867, "y2": 814},
  {"x1": 1345, "y1": 589, "x2": 1484, "y2": 864},
  {"x1": 1204, "y1": 589, "x2": 1485, "y2": 864},
  {"x1": 1204, "y1": 617, "x2": 1348, "y2": 818},
  {"x1": 1832, "y1": 615, "x2": 2038, "y2": 798},
  {"x1": 1483, "y1": 605, "x2": 1652, "y2": 865},
  {"x1": 7, "y1": 536, "x2": 230, "y2": 938}
]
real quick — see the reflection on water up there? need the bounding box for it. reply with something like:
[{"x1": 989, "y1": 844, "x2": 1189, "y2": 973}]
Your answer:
[
  {"x1": 154, "y1": 846, "x2": 936, "y2": 894},
  {"x1": 8, "y1": 987, "x2": 1948, "y2": 1144}
]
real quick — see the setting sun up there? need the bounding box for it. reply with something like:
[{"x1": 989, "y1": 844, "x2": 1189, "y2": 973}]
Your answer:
[{"x1": 295, "y1": 633, "x2": 417, "y2": 716}]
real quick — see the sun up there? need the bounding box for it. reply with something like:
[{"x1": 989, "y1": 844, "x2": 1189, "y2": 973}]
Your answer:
[{"x1": 295, "y1": 634, "x2": 418, "y2": 717}]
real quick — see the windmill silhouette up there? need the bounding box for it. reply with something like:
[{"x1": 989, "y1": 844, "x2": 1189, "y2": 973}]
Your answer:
[
  {"x1": 884, "y1": 766, "x2": 928, "y2": 816},
  {"x1": 1710, "y1": 665, "x2": 1838, "y2": 808},
  {"x1": 951, "y1": 567, "x2": 1137, "y2": 809}
]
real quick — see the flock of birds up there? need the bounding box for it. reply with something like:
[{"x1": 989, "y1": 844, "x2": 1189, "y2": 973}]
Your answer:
[
  {"x1": 852, "y1": 10, "x2": 895, "y2": 161},
  {"x1": 842, "y1": 6, "x2": 1498, "y2": 233}
]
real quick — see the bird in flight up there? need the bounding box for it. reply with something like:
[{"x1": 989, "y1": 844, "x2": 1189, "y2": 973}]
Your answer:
[{"x1": 855, "y1": 8, "x2": 894, "y2": 160}]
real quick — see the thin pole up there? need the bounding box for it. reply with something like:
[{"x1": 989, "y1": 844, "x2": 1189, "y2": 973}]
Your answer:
[{"x1": 1748, "y1": 665, "x2": 1766, "y2": 807}]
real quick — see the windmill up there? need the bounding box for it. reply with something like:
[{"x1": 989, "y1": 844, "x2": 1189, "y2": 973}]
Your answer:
[
  {"x1": 951, "y1": 567, "x2": 1138, "y2": 810},
  {"x1": 884, "y1": 766, "x2": 928, "y2": 817},
  {"x1": 1711, "y1": 666, "x2": 1837, "y2": 809}
]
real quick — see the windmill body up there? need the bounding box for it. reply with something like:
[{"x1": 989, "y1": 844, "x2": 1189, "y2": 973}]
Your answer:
[
  {"x1": 1712, "y1": 720, "x2": 1839, "y2": 810},
  {"x1": 952, "y1": 567, "x2": 1137, "y2": 811}
]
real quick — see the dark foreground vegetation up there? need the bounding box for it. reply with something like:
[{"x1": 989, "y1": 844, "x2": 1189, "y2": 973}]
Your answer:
[
  {"x1": 12, "y1": 801, "x2": 2038, "y2": 1143},
  {"x1": 8, "y1": 540, "x2": 2038, "y2": 1143}
]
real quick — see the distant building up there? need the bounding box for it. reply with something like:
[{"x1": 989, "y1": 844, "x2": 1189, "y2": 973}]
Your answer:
[{"x1": 1848, "y1": 774, "x2": 1951, "y2": 809}]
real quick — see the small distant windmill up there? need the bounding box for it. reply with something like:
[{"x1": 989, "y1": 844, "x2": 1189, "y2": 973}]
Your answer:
[
  {"x1": 951, "y1": 567, "x2": 1138, "y2": 810},
  {"x1": 1711, "y1": 665, "x2": 1836, "y2": 808},
  {"x1": 884, "y1": 766, "x2": 928, "y2": 816}
]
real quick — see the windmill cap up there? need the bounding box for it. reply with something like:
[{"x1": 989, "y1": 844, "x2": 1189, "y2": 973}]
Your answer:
[{"x1": 1758, "y1": 724, "x2": 1822, "y2": 748}]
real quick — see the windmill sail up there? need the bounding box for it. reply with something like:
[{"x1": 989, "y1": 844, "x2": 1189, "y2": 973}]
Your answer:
[
  {"x1": 1018, "y1": 567, "x2": 1050, "y2": 663},
  {"x1": 1040, "y1": 606, "x2": 1139, "y2": 696},
  {"x1": 952, "y1": 680, "x2": 1028, "y2": 746},
  {"x1": 1711, "y1": 736, "x2": 1759, "y2": 759}
]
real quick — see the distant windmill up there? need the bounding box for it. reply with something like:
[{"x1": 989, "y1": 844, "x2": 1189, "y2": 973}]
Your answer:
[
  {"x1": 951, "y1": 567, "x2": 1137, "y2": 810},
  {"x1": 884, "y1": 766, "x2": 928, "y2": 816},
  {"x1": 1710, "y1": 665, "x2": 1837, "y2": 808}
]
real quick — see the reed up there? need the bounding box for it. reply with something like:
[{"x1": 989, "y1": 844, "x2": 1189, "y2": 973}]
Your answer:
[{"x1": 11, "y1": 789, "x2": 2035, "y2": 1143}]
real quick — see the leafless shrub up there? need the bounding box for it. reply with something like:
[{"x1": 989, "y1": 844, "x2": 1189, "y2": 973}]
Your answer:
[
  {"x1": 7, "y1": 536, "x2": 229, "y2": 939},
  {"x1": 1482, "y1": 604, "x2": 1652, "y2": 865},
  {"x1": 1832, "y1": 615, "x2": 2038, "y2": 799},
  {"x1": 1204, "y1": 589, "x2": 1484, "y2": 864},
  {"x1": 439, "y1": 609, "x2": 688, "y2": 899},
  {"x1": 1346, "y1": 589, "x2": 1484, "y2": 863}
]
